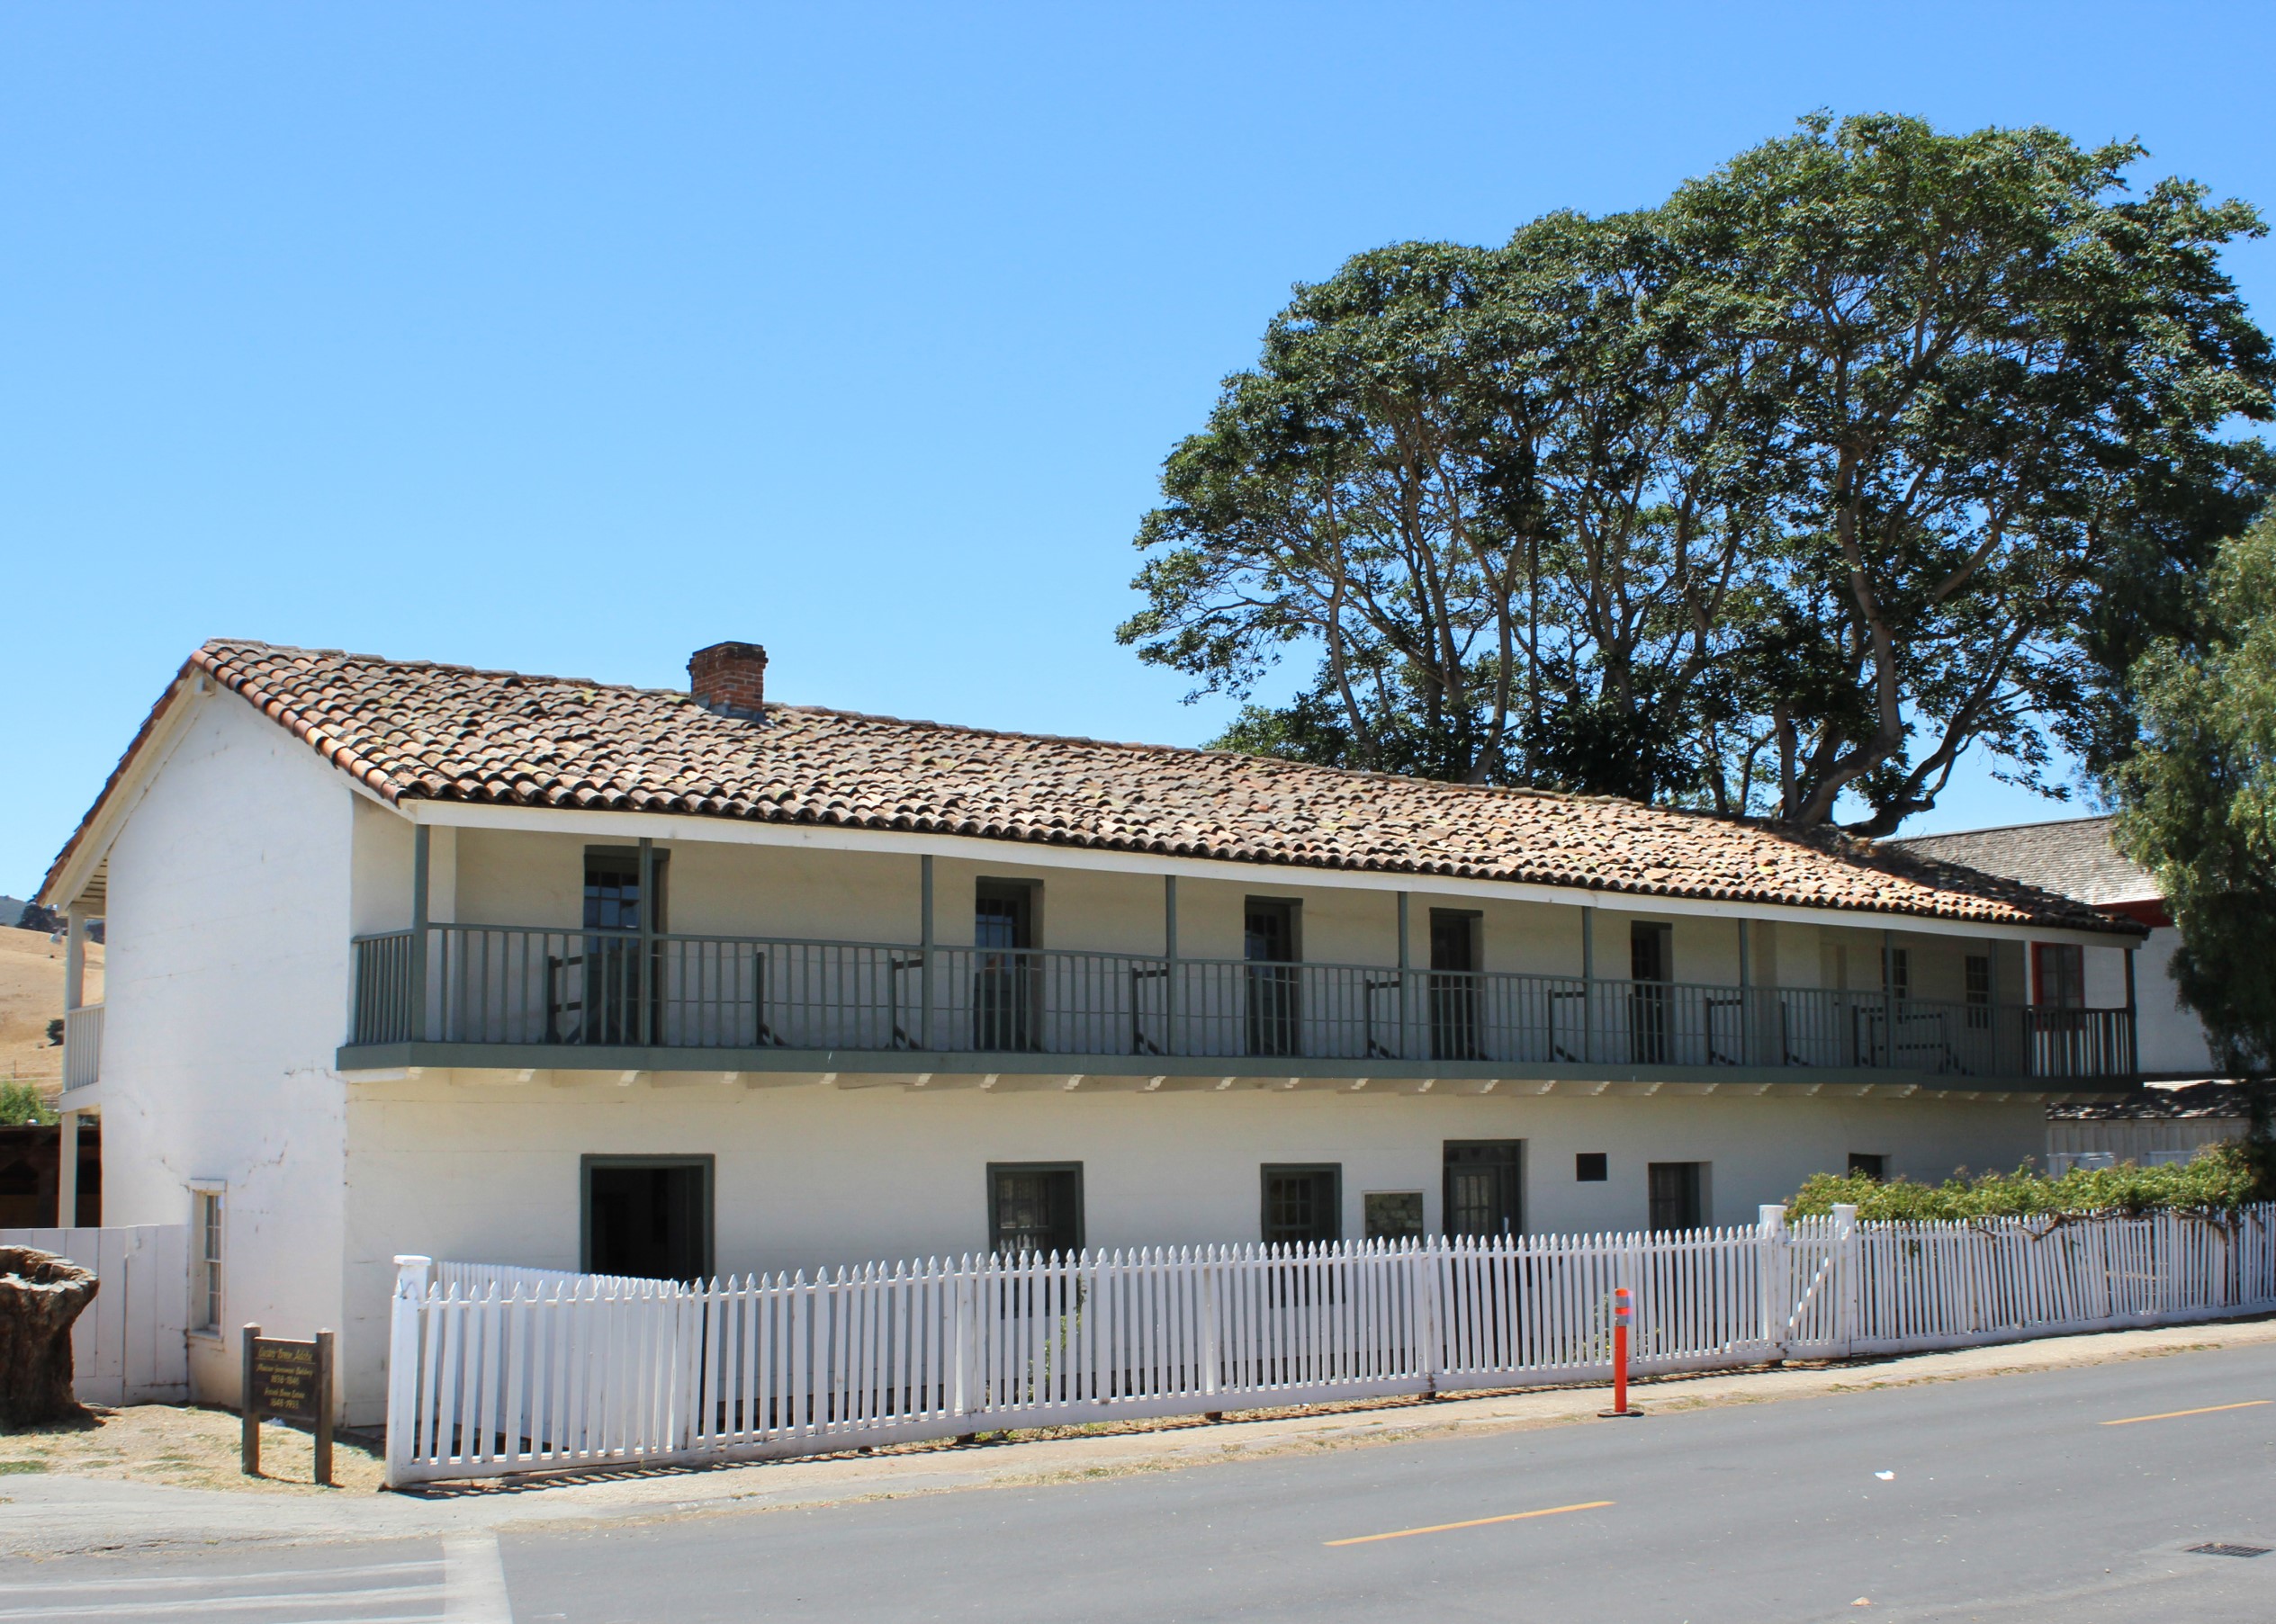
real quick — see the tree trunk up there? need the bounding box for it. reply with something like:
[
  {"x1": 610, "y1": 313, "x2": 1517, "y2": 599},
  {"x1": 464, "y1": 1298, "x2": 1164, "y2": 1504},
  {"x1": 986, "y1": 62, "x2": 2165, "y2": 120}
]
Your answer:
[{"x1": 0, "y1": 1248, "x2": 98, "y2": 1427}]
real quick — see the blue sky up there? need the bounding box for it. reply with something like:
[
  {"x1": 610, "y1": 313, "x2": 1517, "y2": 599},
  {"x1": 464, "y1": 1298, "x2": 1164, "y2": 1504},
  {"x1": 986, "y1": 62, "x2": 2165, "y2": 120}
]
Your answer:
[{"x1": 5, "y1": 2, "x2": 2272, "y2": 895}]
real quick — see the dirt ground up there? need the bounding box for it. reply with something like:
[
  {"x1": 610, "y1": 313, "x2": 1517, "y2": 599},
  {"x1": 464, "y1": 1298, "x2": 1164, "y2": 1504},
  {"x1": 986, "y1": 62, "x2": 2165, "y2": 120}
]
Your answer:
[
  {"x1": 0, "y1": 925, "x2": 100, "y2": 1096},
  {"x1": 0, "y1": 1404, "x2": 384, "y2": 1495}
]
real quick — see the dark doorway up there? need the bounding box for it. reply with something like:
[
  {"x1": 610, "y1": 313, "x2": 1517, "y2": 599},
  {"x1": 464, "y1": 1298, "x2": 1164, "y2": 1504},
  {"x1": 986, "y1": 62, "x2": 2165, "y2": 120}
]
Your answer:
[
  {"x1": 561, "y1": 847, "x2": 668, "y2": 1045},
  {"x1": 973, "y1": 881, "x2": 1039, "y2": 1051},
  {"x1": 1260, "y1": 1163, "x2": 1340, "y2": 1245},
  {"x1": 583, "y1": 1156, "x2": 713, "y2": 1282},
  {"x1": 1245, "y1": 900, "x2": 1300, "y2": 1058},
  {"x1": 988, "y1": 1162, "x2": 1084, "y2": 1256},
  {"x1": 1630, "y1": 921, "x2": 1672, "y2": 1064},
  {"x1": 1429, "y1": 910, "x2": 1481, "y2": 1061},
  {"x1": 1647, "y1": 1161, "x2": 1705, "y2": 1233},
  {"x1": 1444, "y1": 1141, "x2": 1523, "y2": 1237}
]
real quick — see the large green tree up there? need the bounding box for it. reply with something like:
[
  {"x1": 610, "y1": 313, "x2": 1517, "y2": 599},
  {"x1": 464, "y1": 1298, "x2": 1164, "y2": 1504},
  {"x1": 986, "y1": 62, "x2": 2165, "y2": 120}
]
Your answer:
[
  {"x1": 1121, "y1": 114, "x2": 2274, "y2": 830},
  {"x1": 2115, "y1": 505, "x2": 2276, "y2": 1081}
]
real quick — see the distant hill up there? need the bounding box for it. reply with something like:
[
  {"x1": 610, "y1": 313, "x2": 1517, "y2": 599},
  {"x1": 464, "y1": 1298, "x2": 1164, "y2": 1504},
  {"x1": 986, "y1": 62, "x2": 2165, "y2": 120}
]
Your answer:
[{"x1": 1, "y1": 898, "x2": 65, "y2": 934}]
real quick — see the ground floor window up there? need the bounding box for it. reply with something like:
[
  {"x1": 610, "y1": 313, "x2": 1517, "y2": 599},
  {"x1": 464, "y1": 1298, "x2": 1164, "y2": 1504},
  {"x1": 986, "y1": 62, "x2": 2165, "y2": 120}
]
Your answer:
[
  {"x1": 1363, "y1": 1190, "x2": 1423, "y2": 1241},
  {"x1": 192, "y1": 1185, "x2": 224, "y2": 1332},
  {"x1": 988, "y1": 1162, "x2": 1083, "y2": 1257},
  {"x1": 1648, "y1": 1162, "x2": 1706, "y2": 1233},
  {"x1": 1848, "y1": 1153, "x2": 1886, "y2": 1180},
  {"x1": 1261, "y1": 1164, "x2": 1340, "y2": 1246},
  {"x1": 582, "y1": 1155, "x2": 713, "y2": 1282},
  {"x1": 1444, "y1": 1141, "x2": 1523, "y2": 1237},
  {"x1": 1575, "y1": 1153, "x2": 1608, "y2": 1182}
]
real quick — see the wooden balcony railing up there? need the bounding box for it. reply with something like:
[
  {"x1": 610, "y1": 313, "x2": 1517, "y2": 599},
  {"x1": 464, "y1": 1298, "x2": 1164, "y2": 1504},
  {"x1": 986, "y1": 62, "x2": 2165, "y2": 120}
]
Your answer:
[
  {"x1": 62, "y1": 1003, "x2": 103, "y2": 1091},
  {"x1": 347, "y1": 924, "x2": 2137, "y2": 1083}
]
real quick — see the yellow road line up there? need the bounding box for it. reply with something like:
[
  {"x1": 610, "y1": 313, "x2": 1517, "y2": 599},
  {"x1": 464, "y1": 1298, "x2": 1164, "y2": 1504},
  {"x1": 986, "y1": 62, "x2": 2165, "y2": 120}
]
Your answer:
[
  {"x1": 1326, "y1": 1500, "x2": 1615, "y2": 1547},
  {"x1": 2101, "y1": 1399, "x2": 2271, "y2": 1427}
]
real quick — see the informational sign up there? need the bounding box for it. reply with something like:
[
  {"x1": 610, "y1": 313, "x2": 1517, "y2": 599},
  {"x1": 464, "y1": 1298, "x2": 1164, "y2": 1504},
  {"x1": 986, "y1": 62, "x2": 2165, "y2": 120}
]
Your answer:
[
  {"x1": 250, "y1": 1338, "x2": 320, "y2": 1422},
  {"x1": 240, "y1": 1325, "x2": 335, "y2": 1485}
]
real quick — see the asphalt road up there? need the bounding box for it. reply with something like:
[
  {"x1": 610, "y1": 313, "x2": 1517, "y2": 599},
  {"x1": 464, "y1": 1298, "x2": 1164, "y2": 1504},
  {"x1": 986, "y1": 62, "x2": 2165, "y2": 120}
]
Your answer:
[{"x1": 6, "y1": 1342, "x2": 2275, "y2": 1623}]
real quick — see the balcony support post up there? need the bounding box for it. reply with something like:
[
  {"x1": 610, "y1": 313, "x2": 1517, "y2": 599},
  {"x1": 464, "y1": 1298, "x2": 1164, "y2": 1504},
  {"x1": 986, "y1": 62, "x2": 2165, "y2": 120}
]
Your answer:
[
  {"x1": 920, "y1": 856, "x2": 936, "y2": 1051},
  {"x1": 1881, "y1": 929, "x2": 1895, "y2": 1069},
  {"x1": 63, "y1": 903, "x2": 85, "y2": 1014},
  {"x1": 1987, "y1": 938, "x2": 2004, "y2": 1075},
  {"x1": 56, "y1": 1108, "x2": 79, "y2": 1227},
  {"x1": 1737, "y1": 919, "x2": 1752, "y2": 1067},
  {"x1": 1163, "y1": 875, "x2": 1178, "y2": 1058},
  {"x1": 1581, "y1": 905, "x2": 1597, "y2": 1064},
  {"x1": 2124, "y1": 946, "x2": 2139, "y2": 1077},
  {"x1": 409, "y1": 825, "x2": 430, "y2": 1044},
  {"x1": 636, "y1": 838, "x2": 655, "y2": 1046},
  {"x1": 1397, "y1": 892, "x2": 1413, "y2": 1062}
]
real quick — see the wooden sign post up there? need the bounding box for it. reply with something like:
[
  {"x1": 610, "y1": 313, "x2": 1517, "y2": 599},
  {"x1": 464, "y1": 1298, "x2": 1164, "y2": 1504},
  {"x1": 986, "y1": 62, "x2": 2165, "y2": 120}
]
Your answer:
[{"x1": 240, "y1": 1323, "x2": 335, "y2": 1485}]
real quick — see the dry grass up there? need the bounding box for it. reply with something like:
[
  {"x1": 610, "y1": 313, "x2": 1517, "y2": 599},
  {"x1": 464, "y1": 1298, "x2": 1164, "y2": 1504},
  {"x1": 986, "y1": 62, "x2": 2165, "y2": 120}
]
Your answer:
[
  {"x1": 0, "y1": 1404, "x2": 383, "y2": 1495},
  {"x1": 0, "y1": 926, "x2": 100, "y2": 1096}
]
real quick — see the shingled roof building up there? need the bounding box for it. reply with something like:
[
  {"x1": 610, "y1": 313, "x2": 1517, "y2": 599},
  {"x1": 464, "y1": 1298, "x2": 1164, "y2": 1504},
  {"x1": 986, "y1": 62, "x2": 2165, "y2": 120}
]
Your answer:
[{"x1": 40, "y1": 642, "x2": 2151, "y2": 1422}]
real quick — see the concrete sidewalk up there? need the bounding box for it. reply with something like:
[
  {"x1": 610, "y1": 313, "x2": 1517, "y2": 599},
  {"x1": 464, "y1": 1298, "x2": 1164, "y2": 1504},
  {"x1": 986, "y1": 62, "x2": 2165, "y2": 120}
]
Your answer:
[{"x1": 6, "y1": 1314, "x2": 2272, "y2": 1560}]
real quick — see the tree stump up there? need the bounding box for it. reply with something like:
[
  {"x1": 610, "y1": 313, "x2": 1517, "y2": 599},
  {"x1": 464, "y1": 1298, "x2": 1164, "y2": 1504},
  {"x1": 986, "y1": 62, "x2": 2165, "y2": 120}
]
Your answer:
[{"x1": 0, "y1": 1248, "x2": 98, "y2": 1428}]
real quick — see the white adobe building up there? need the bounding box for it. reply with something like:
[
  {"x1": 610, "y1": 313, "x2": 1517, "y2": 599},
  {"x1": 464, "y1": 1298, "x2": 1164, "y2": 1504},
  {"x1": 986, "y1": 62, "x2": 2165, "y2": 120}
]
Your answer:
[{"x1": 40, "y1": 640, "x2": 2150, "y2": 1424}]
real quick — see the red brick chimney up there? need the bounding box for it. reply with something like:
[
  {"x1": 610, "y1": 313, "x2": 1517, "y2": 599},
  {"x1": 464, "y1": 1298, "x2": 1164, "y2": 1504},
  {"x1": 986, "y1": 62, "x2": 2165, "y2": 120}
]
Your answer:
[{"x1": 688, "y1": 642, "x2": 769, "y2": 718}]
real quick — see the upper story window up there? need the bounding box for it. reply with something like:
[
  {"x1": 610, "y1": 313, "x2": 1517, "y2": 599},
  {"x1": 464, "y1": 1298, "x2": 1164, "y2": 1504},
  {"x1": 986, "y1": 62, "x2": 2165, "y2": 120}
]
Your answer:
[
  {"x1": 974, "y1": 882, "x2": 1035, "y2": 952},
  {"x1": 584, "y1": 848, "x2": 667, "y2": 933},
  {"x1": 1630, "y1": 921, "x2": 1671, "y2": 982},
  {"x1": 1245, "y1": 900, "x2": 1296, "y2": 965},
  {"x1": 2033, "y1": 943, "x2": 2084, "y2": 1009},
  {"x1": 1966, "y1": 954, "x2": 1993, "y2": 1029}
]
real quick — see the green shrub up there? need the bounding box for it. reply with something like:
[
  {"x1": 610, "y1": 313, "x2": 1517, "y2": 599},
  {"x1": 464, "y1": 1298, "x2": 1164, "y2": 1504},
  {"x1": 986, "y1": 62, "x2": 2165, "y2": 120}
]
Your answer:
[
  {"x1": 1785, "y1": 1141, "x2": 2270, "y2": 1221},
  {"x1": 0, "y1": 1081, "x2": 55, "y2": 1126}
]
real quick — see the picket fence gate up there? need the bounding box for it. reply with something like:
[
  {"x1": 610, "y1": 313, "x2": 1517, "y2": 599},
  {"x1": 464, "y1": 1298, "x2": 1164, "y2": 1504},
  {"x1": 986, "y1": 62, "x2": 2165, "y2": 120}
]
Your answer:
[
  {"x1": 383, "y1": 1203, "x2": 2276, "y2": 1486},
  {"x1": 0, "y1": 1224, "x2": 191, "y2": 1404}
]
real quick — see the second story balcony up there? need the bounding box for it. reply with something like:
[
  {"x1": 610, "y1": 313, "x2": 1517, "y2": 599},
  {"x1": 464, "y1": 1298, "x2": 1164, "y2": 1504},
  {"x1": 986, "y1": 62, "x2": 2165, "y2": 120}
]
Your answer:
[{"x1": 345, "y1": 920, "x2": 2137, "y2": 1088}]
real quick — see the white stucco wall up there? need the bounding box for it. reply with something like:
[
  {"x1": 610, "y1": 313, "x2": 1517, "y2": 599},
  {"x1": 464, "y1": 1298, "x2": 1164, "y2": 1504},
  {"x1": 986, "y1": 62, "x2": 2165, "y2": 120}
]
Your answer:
[
  {"x1": 333, "y1": 1076, "x2": 2041, "y2": 1422},
  {"x1": 97, "y1": 693, "x2": 358, "y2": 1409},
  {"x1": 2135, "y1": 927, "x2": 2218, "y2": 1076}
]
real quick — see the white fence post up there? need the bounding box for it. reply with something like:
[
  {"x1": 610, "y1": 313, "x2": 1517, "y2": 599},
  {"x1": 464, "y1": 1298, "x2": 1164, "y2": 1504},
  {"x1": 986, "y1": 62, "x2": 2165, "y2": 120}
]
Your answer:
[
  {"x1": 1758, "y1": 1204, "x2": 1786, "y2": 1359},
  {"x1": 384, "y1": 1254, "x2": 432, "y2": 1489},
  {"x1": 1831, "y1": 1204, "x2": 1860, "y2": 1357},
  {"x1": 951, "y1": 1265, "x2": 975, "y2": 1423},
  {"x1": 1417, "y1": 1242, "x2": 1443, "y2": 1397},
  {"x1": 1201, "y1": 1250, "x2": 1223, "y2": 1399}
]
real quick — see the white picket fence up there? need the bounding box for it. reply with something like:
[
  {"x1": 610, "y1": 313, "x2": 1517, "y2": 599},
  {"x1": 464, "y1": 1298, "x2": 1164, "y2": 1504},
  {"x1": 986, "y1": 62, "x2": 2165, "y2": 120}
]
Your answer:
[
  {"x1": 0, "y1": 1225, "x2": 191, "y2": 1404},
  {"x1": 383, "y1": 1203, "x2": 2276, "y2": 1487}
]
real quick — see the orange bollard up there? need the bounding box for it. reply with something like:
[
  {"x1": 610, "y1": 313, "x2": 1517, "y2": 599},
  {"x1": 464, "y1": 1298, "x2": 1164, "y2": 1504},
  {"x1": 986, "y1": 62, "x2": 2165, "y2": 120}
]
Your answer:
[{"x1": 1599, "y1": 1287, "x2": 1642, "y2": 1418}]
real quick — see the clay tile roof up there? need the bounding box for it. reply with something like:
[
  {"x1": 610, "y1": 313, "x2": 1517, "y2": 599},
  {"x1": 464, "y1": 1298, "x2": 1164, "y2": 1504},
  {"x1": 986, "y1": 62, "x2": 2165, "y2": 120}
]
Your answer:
[
  {"x1": 44, "y1": 641, "x2": 2139, "y2": 936},
  {"x1": 1885, "y1": 816, "x2": 2161, "y2": 911}
]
